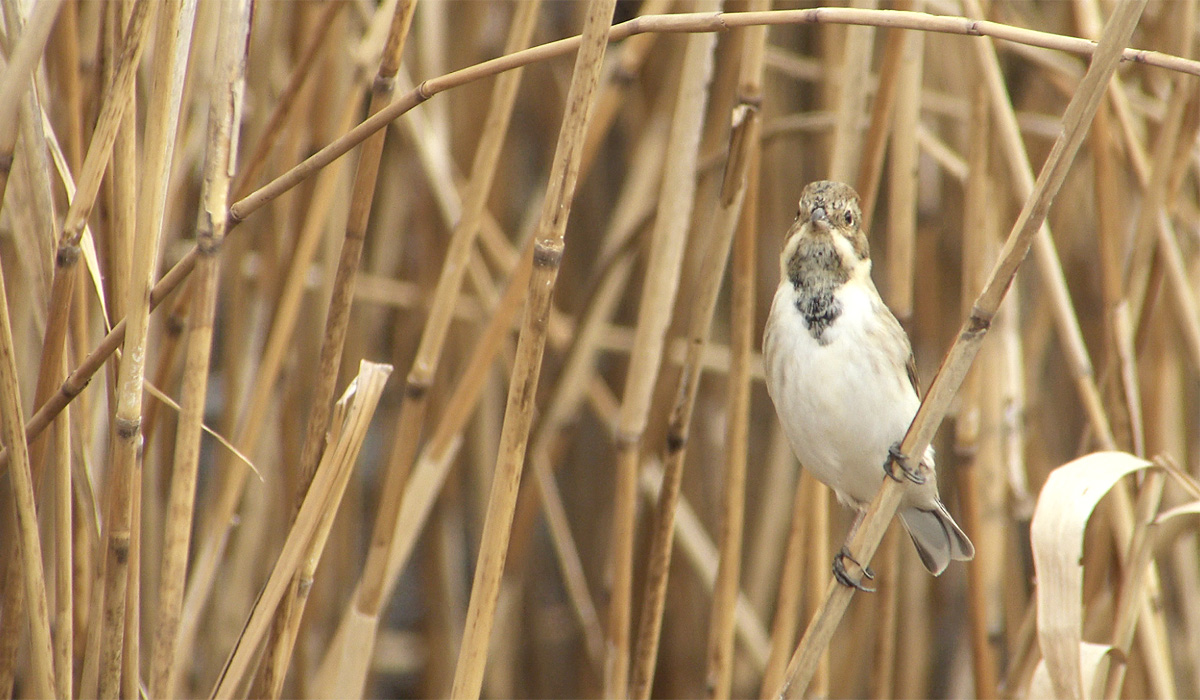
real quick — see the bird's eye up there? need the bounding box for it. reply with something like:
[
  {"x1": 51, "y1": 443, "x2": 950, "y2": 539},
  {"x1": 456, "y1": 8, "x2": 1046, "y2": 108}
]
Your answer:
[{"x1": 844, "y1": 210, "x2": 854, "y2": 226}]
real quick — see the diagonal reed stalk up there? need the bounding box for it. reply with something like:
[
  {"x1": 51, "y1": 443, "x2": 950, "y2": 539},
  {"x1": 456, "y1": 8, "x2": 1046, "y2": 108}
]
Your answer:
[
  {"x1": 773, "y1": 2, "x2": 1148, "y2": 696},
  {"x1": 208, "y1": 361, "x2": 392, "y2": 699},
  {"x1": 449, "y1": 1, "x2": 617, "y2": 697}
]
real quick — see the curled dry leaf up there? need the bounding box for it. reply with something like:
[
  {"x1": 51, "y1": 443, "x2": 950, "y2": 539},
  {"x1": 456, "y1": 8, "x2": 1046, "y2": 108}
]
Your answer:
[{"x1": 1029, "y1": 451, "x2": 1156, "y2": 700}]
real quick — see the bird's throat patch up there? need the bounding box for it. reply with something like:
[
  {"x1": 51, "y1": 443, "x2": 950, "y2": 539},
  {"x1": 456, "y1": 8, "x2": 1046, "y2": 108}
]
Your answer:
[
  {"x1": 795, "y1": 289, "x2": 841, "y2": 343},
  {"x1": 787, "y1": 239, "x2": 847, "y2": 344}
]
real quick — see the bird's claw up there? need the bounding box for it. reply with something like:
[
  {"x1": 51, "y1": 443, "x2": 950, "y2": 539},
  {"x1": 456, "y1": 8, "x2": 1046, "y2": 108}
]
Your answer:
[
  {"x1": 883, "y1": 442, "x2": 926, "y2": 485},
  {"x1": 832, "y1": 546, "x2": 875, "y2": 593}
]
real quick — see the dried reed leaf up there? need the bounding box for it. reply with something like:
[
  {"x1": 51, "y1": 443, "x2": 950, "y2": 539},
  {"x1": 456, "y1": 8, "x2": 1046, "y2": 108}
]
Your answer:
[
  {"x1": 1029, "y1": 642, "x2": 1116, "y2": 700},
  {"x1": 39, "y1": 109, "x2": 109, "y2": 330},
  {"x1": 140, "y1": 381, "x2": 260, "y2": 481},
  {"x1": 1029, "y1": 451, "x2": 1156, "y2": 700}
]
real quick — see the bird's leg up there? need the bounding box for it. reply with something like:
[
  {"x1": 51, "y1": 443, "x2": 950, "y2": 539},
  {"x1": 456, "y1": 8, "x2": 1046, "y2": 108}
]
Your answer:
[
  {"x1": 883, "y1": 441, "x2": 926, "y2": 485},
  {"x1": 831, "y1": 510, "x2": 875, "y2": 592}
]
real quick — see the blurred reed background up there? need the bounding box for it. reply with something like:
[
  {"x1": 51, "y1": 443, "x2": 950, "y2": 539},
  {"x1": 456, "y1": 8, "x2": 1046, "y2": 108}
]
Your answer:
[{"x1": 1, "y1": 0, "x2": 1199, "y2": 698}]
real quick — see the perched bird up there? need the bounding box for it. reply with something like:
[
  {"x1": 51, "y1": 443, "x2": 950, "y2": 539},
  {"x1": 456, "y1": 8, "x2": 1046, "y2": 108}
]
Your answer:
[{"x1": 763, "y1": 180, "x2": 973, "y2": 586}]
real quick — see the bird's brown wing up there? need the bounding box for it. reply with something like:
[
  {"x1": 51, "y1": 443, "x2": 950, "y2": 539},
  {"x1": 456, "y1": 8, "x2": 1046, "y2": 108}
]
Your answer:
[{"x1": 906, "y1": 352, "x2": 921, "y2": 399}]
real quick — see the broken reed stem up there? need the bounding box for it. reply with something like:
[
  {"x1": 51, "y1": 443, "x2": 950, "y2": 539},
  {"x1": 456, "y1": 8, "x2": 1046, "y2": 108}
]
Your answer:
[
  {"x1": 773, "y1": 2, "x2": 1148, "y2": 696},
  {"x1": 705, "y1": 6, "x2": 767, "y2": 697},
  {"x1": 209, "y1": 362, "x2": 392, "y2": 700},
  {"x1": 7, "y1": 4, "x2": 1200, "y2": 480},
  {"x1": 248, "y1": 1, "x2": 417, "y2": 695},
  {"x1": 449, "y1": 1, "x2": 616, "y2": 697},
  {"x1": 310, "y1": 241, "x2": 536, "y2": 700},
  {"x1": 147, "y1": 0, "x2": 235, "y2": 696},
  {"x1": 173, "y1": 96, "x2": 360, "y2": 673}
]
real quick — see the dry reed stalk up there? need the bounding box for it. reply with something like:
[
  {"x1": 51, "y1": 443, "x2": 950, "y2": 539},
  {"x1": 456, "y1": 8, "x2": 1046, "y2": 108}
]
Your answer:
[
  {"x1": 0, "y1": 0, "x2": 63, "y2": 202},
  {"x1": 448, "y1": 2, "x2": 617, "y2": 696},
  {"x1": 252, "y1": 5, "x2": 423, "y2": 691},
  {"x1": 179, "y1": 1, "x2": 416, "y2": 686},
  {"x1": 142, "y1": 1, "x2": 234, "y2": 696},
  {"x1": 93, "y1": 3, "x2": 166, "y2": 695},
  {"x1": 319, "y1": 5, "x2": 542, "y2": 694},
  {"x1": 635, "y1": 459, "x2": 772, "y2": 671},
  {"x1": 229, "y1": 0, "x2": 344, "y2": 202},
  {"x1": 1102, "y1": 468, "x2": 1167, "y2": 699},
  {"x1": 578, "y1": 0, "x2": 671, "y2": 179},
  {"x1": 291, "y1": 0, "x2": 415, "y2": 540},
  {"x1": 759, "y1": 470, "x2": 813, "y2": 697},
  {"x1": 8, "y1": 3, "x2": 1200, "y2": 482},
  {"x1": 172, "y1": 95, "x2": 360, "y2": 671},
  {"x1": 853, "y1": 11, "x2": 907, "y2": 229},
  {"x1": 705, "y1": 6, "x2": 766, "y2": 696},
  {"x1": 52, "y1": 382, "x2": 72, "y2": 699},
  {"x1": 606, "y1": 17, "x2": 724, "y2": 700},
  {"x1": 828, "y1": 0, "x2": 876, "y2": 184},
  {"x1": 966, "y1": 7, "x2": 1178, "y2": 689},
  {"x1": 773, "y1": 2, "x2": 1147, "y2": 696},
  {"x1": 626, "y1": 34, "x2": 754, "y2": 699},
  {"x1": 884, "y1": 16, "x2": 922, "y2": 322},
  {"x1": 209, "y1": 361, "x2": 392, "y2": 699},
  {"x1": 957, "y1": 76, "x2": 999, "y2": 700},
  {"x1": 0, "y1": 261, "x2": 56, "y2": 700},
  {"x1": 963, "y1": 0, "x2": 1117, "y2": 452}
]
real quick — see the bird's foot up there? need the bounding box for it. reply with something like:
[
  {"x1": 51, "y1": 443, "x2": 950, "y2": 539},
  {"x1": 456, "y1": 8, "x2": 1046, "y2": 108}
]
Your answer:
[
  {"x1": 883, "y1": 442, "x2": 926, "y2": 485},
  {"x1": 832, "y1": 546, "x2": 875, "y2": 593}
]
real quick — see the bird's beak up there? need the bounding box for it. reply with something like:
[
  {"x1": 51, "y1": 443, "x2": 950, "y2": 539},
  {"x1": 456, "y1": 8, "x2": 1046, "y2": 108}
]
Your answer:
[{"x1": 809, "y1": 206, "x2": 830, "y2": 230}]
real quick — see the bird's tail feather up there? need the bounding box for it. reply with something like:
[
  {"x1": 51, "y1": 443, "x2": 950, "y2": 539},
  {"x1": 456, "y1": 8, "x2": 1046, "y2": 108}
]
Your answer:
[{"x1": 898, "y1": 501, "x2": 974, "y2": 576}]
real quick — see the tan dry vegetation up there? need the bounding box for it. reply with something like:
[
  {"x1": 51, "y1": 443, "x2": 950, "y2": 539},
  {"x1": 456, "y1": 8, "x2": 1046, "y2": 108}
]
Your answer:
[{"x1": 0, "y1": 1, "x2": 1199, "y2": 698}]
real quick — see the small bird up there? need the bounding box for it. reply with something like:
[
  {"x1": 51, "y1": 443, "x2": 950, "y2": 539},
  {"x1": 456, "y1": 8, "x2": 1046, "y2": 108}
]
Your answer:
[{"x1": 763, "y1": 180, "x2": 973, "y2": 586}]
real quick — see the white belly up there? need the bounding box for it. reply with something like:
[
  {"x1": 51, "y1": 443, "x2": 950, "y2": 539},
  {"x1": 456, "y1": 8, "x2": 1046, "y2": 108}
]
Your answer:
[{"x1": 763, "y1": 281, "x2": 931, "y2": 508}]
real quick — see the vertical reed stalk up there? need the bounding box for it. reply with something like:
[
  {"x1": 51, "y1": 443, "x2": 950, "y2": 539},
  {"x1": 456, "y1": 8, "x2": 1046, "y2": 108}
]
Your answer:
[
  {"x1": 607, "y1": 9, "x2": 720, "y2": 697},
  {"x1": 144, "y1": 1, "x2": 235, "y2": 696},
  {"x1": 0, "y1": 261, "x2": 56, "y2": 699},
  {"x1": 705, "y1": 5, "x2": 766, "y2": 696},
  {"x1": 450, "y1": 2, "x2": 617, "y2": 696},
  {"x1": 957, "y1": 75, "x2": 999, "y2": 700},
  {"x1": 628, "y1": 45, "x2": 750, "y2": 700},
  {"x1": 759, "y1": 471, "x2": 813, "y2": 697},
  {"x1": 94, "y1": 3, "x2": 163, "y2": 695}
]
